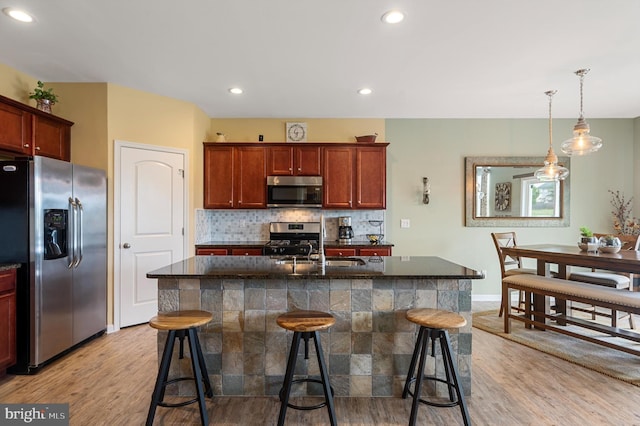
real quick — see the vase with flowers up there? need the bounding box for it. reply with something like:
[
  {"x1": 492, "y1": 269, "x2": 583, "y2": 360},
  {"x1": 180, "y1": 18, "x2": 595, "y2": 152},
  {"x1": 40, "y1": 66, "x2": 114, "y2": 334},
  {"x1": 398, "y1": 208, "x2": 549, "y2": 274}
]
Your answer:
[
  {"x1": 609, "y1": 190, "x2": 640, "y2": 236},
  {"x1": 29, "y1": 80, "x2": 59, "y2": 113}
]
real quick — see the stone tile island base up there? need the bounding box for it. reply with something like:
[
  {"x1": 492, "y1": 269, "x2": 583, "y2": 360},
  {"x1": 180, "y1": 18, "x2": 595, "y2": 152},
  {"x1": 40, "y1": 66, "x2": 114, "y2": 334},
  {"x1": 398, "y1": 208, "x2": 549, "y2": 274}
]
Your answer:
[{"x1": 156, "y1": 277, "x2": 472, "y2": 398}]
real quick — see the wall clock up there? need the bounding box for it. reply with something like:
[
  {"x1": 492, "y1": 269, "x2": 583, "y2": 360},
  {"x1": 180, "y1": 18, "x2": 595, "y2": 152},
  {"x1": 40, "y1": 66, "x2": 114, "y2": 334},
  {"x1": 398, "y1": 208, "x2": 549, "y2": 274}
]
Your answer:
[
  {"x1": 286, "y1": 122, "x2": 307, "y2": 142},
  {"x1": 495, "y1": 182, "x2": 511, "y2": 211}
]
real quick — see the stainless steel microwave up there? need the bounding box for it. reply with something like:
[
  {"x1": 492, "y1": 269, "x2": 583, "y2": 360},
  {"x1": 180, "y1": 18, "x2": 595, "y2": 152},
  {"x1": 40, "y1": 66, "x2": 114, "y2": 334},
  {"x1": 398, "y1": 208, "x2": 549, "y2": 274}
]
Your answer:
[{"x1": 267, "y1": 176, "x2": 323, "y2": 208}]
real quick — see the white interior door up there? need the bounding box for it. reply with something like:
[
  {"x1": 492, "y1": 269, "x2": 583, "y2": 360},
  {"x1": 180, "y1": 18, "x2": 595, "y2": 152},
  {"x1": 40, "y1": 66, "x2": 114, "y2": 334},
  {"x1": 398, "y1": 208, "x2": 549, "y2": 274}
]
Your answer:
[{"x1": 117, "y1": 143, "x2": 186, "y2": 327}]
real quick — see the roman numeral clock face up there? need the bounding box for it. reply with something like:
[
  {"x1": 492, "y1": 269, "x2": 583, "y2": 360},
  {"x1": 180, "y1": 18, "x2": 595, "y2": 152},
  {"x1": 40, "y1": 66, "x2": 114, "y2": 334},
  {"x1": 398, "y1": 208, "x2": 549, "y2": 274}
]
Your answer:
[{"x1": 286, "y1": 122, "x2": 307, "y2": 142}]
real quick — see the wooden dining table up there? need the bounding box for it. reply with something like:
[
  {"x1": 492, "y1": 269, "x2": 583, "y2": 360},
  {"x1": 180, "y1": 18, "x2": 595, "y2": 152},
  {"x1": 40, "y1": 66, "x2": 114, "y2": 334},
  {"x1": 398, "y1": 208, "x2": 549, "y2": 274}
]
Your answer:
[{"x1": 501, "y1": 244, "x2": 640, "y2": 326}]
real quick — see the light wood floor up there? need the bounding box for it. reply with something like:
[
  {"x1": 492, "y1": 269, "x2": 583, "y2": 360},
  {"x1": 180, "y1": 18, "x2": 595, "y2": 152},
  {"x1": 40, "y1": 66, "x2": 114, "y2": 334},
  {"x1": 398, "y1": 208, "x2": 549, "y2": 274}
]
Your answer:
[{"x1": 1, "y1": 307, "x2": 640, "y2": 425}]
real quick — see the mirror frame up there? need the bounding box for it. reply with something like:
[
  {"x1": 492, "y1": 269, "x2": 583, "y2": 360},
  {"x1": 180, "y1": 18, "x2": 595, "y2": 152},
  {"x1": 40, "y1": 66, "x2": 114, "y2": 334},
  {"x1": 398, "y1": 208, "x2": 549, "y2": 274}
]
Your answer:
[{"x1": 464, "y1": 156, "x2": 570, "y2": 227}]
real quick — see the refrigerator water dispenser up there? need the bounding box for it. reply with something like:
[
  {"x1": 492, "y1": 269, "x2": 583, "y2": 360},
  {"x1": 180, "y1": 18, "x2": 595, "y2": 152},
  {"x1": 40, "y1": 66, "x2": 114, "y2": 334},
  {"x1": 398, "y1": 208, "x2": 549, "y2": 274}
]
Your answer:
[{"x1": 44, "y1": 209, "x2": 68, "y2": 260}]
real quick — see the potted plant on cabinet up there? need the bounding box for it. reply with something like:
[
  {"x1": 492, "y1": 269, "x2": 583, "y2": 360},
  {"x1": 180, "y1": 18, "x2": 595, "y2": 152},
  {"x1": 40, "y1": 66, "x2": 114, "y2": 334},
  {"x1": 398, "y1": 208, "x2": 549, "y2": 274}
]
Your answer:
[{"x1": 29, "y1": 80, "x2": 59, "y2": 113}]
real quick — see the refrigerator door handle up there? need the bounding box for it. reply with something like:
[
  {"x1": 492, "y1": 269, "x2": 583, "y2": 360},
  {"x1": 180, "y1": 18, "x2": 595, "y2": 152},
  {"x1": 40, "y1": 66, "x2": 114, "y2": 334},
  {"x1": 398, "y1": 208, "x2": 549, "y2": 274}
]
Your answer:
[
  {"x1": 74, "y1": 197, "x2": 83, "y2": 267},
  {"x1": 68, "y1": 197, "x2": 76, "y2": 268}
]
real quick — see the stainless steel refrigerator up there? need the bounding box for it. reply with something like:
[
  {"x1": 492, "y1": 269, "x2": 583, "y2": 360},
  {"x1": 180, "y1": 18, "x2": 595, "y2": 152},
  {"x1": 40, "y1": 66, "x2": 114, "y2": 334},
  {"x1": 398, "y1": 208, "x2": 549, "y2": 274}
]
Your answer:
[{"x1": 0, "y1": 156, "x2": 107, "y2": 374}]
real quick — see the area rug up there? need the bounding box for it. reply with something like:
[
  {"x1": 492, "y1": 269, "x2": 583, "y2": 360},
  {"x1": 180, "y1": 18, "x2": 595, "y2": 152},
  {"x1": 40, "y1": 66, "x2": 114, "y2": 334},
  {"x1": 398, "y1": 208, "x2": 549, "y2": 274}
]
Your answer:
[{"x1": 473, "y1": 310, "x2": 640, "y2": 387}]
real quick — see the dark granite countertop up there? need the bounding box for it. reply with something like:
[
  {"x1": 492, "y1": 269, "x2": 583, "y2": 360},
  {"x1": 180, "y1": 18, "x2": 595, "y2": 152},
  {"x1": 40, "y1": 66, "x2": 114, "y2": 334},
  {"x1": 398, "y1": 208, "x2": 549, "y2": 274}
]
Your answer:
[
  {"x1": 0, "y1": 263, "x2": 21, "y2": 272},
  {"x1": 196, "y1": 241, "x2": 268, "y2": 248},
  {"x1": 147, "y1": 256, "x2": 483, "y2": 280},
  {"x1": 195, "y1": 240, "x2": 394, "y2": 248}
]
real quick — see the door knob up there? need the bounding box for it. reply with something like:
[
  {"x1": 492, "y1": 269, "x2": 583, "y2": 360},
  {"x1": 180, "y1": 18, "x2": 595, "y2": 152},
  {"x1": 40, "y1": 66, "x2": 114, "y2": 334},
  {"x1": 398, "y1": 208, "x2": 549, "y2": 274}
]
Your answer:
[{"x1": 123, "y1": 243, "x2": 131, "y2": 249}]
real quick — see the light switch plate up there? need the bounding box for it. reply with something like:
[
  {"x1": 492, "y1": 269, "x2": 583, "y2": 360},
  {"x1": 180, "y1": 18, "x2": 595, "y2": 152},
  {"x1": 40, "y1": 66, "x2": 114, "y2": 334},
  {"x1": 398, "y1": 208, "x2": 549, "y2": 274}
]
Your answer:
[{"x1": 400, "y1": 219, "x2": 410, "y2": 228}]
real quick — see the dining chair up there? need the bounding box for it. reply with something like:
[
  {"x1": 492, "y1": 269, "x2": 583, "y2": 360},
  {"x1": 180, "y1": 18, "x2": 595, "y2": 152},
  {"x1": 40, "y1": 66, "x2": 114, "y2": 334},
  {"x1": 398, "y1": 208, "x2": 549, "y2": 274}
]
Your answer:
[
  {"x1": 491, "y1": 232, "x2": 536, "y2": 317},
  {"x1": 568, "y1": 233, "x2": 640, "y2": 329}
]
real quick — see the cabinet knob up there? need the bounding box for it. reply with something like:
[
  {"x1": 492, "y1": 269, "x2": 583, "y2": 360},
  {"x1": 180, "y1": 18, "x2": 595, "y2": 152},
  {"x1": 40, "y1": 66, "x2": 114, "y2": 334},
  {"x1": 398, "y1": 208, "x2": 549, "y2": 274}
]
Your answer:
[
  {"x1": 24, "y1": 144, "x2": 29, "y2": 148},
  {"x1": 297, "y1": 167, "x2": 301, "y2": 171},
  {"x1": 229, "y1": 200, "x2": 232, "y2": 204},
  {"x1": 123, "y1": 243, "x2": 131, "y2": 249},
  {"x1": 289, "y1": 168, "x2": 292, "y2": 171},
  {"x1": 35, "y1": 146, "x2": 41, "y2": 151}
]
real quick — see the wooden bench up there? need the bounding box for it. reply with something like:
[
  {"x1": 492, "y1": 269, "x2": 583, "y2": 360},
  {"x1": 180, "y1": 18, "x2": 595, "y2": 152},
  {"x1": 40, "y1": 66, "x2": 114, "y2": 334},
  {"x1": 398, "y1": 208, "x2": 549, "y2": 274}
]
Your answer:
[{"x1": 502, "y1": 274, "x2": 640, "y2": 356}]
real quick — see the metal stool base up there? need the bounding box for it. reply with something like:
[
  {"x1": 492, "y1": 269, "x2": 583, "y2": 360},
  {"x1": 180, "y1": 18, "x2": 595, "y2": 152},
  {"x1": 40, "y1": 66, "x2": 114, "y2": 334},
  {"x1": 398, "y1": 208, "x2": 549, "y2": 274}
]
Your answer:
[
  {"x1": 402, "y1": 326, "x2": 471, "y2": 426},
  {"x1": 146, "y1": 328, "x2": 213, "y2": 426},
  {"x1": 277, "y1": 331, "x2": 337, "y2": 426}
]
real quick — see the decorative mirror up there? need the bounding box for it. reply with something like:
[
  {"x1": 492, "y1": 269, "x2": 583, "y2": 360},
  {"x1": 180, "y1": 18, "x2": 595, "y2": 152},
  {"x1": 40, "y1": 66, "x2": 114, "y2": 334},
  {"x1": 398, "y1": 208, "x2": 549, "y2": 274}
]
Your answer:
[{"x1": 465, "y1": 156, "x2": 570, "y2": 227}]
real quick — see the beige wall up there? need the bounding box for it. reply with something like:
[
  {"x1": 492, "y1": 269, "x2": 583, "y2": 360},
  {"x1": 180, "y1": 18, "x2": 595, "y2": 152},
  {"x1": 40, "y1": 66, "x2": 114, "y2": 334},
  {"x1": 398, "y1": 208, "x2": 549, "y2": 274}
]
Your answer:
[
  {"x1": 0, "y1": 63, "x2": 37, "y2": 104},
  {"x1": 210, "y1": 118, "x2": 384, "y2": 143}
]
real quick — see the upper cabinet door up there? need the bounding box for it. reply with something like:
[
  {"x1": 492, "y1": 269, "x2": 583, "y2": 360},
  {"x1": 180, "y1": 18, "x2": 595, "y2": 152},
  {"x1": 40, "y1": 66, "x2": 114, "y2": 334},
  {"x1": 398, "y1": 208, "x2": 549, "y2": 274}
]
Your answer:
[
  {"x1": 32, "y1": 114, "x2": 71, "y2": 161},
  {"x1": 356, "y1": 146, "x2": 386, "y2": 209},
  {"x1": 204, "y1": 145, "x2": 235, "y2": 208},
  {"x1": 267, "y1": 145, "x2": 321, "y2": 176},
  {"x1": 323, "y1": 146, "x2": 354, "y2": 209},
  {"x1": 267, "y1": 146, "x2": 294, "y2": 175},
  {"x1": 0, "y1": 101, "x2": 32, "y2": 155},
  {"x1": 235, "y1": 147, "x2": 266, "y2": 208},
  {"x1": 294, "y1": 146, "x2": 321, "y2": 176}
]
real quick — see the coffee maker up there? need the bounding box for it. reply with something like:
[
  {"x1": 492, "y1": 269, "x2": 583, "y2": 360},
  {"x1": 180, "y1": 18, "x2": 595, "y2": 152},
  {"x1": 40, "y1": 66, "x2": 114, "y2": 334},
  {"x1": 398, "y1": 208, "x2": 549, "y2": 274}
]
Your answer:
[{"x1": 338, "y1": 216, "x2": 354, "y2": 244}]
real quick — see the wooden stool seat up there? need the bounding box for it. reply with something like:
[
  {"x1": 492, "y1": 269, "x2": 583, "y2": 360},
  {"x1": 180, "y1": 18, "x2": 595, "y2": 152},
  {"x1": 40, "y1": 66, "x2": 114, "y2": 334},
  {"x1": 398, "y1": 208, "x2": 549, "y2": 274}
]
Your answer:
[
  {"x1": 403, "y1": 308, "x2": 470, "y2": 426},
  {"x1": 146, "y1": 310, "x2": 213, "y2": 426},
  {"x1": 149, "y1": 310, "x2": 213, "y2": 330},
  {"x1": 276, "y1": 310, "x2": 336, "y2": 332},
  {"x1": 406, "y1": 308, "x2": 467, "y2": 329},
  {"x1": 276, "y1": 310, "x2": 337, "y2": 426}
]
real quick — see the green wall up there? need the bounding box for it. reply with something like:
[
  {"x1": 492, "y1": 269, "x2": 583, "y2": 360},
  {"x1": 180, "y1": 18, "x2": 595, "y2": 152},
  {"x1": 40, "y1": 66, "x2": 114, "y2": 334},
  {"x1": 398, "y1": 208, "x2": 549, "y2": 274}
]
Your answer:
[{"x1": 386, "y1": 118, "x2": 636, "y2": 296}]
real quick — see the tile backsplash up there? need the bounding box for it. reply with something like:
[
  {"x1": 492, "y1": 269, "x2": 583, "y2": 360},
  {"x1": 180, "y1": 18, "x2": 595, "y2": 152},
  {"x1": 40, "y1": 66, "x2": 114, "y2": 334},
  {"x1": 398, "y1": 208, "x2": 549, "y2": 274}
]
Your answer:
[{"x1": 195, "y1": 209, "x2": 386, "y2": 243}]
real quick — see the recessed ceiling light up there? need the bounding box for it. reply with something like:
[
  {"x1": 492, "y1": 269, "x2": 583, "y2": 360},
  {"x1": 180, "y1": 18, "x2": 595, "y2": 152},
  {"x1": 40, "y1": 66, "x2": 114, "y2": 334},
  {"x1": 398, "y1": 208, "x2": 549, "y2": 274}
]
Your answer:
[
  {"x1": 229, "y1": 87, "x2": 243, "y2": 95},
  {"x1": 358, "y1": 88, "x2": 372, "y2": 95},
  {"x1": 381, "y1": 10, "x2": 404, "y2": 24},
  {"x1": 2, "y1": 8, "x2": 35, "y2": 23}
]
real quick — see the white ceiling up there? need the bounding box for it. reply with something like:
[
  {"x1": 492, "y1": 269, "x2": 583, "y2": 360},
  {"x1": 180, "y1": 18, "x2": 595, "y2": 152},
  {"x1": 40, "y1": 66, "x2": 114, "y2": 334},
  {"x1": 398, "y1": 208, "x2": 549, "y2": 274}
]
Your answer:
[{"x1": 1, "y1": 0, "x2": 639, "y2": 119}]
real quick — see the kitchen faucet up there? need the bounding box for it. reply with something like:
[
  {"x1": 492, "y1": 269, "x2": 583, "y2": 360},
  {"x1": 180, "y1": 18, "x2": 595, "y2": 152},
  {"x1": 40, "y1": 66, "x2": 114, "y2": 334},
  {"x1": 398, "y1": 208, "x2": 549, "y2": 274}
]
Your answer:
[{"x1": 318, "y1": 213, "x2": 326, "y2": 267}]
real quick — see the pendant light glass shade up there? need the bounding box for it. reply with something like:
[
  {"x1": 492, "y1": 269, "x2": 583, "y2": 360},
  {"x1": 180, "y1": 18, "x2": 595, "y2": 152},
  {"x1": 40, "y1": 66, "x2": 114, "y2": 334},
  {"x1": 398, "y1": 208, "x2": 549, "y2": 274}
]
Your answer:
[
  {"x1": 561, "y1": 69, "x2": 602, "y2": 156},
  {"x1": 535, "y1": 90, "x2": 569, "y2": 182}
]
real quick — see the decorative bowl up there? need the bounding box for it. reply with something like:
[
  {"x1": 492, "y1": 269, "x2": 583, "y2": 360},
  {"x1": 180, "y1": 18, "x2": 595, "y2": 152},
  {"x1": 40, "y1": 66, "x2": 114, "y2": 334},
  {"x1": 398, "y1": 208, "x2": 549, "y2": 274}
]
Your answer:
[
  {"x1": 599, "y1": 246, "x2": 621, "y2": 254},
  {"x1": 355, "y1": 134, "x2": 377, "y2": 143},
  {"x1": 366, "y1": 234, "x2": 384, "y2": 244},
  {"x1": 578, "y1": 242, "x2": 588, "y2": 251}
]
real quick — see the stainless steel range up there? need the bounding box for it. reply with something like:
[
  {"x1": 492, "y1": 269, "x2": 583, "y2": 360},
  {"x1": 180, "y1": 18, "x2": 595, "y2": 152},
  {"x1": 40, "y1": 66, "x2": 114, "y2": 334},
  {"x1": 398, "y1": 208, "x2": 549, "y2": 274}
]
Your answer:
[{"x1": 262, "y1": 222, "x2": 320, "y2": 257}]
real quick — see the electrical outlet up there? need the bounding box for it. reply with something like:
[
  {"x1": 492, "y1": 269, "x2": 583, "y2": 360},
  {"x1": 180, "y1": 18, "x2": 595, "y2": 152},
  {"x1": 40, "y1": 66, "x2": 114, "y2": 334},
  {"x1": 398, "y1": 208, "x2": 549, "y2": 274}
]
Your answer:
[{"x1": 400, "y1": 219, "x2": 410, "y2": 228}]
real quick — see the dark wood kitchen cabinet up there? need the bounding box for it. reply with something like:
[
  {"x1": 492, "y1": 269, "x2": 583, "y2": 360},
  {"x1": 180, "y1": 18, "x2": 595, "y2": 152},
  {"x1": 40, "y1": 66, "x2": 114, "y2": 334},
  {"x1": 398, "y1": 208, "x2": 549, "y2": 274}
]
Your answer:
[
  {"x1": 0, "y1": 267, "x2": 17, "y2": 374},
  {"x1": 323, "y1": 146, "x2": 354, "y2": 209},
  {"x1": 323, "y1": 144, "x2": 387, "y2": 209},
  {"x1": 0, "y1": 94, "x2": 72, "y2": 161},
  {"x1": 267, "y1": 145, "x2": 321, "y2": 176},
  {"x1": 355, "y1": 146, "x2": 386, "y2": 209},
  {"x1": 204, "y1": 142, "x2": 387, "y2": 210},
  {"x1": 196, "y1": 248, "x2": 229, "y2": 256},
  {"x1": 203, "y1": 144, "x2": 266, "y2": 209},
  {"x1": 325, "y1": 246, "x2": 392, "y2": 257}
]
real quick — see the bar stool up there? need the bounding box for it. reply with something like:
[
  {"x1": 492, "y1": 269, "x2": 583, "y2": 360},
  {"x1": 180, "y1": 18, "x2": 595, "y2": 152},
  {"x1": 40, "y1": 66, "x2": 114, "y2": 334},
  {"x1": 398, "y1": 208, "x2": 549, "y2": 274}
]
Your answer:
[
  {"x1": 276, "y1": 310, "x2": 337, "y2": 426},
  {"x1": 402, "y1": 308, "x2": 470, "y2": 426},
  {"x1": 146, "y1": 310, "x2": 214, "y2": 426}
]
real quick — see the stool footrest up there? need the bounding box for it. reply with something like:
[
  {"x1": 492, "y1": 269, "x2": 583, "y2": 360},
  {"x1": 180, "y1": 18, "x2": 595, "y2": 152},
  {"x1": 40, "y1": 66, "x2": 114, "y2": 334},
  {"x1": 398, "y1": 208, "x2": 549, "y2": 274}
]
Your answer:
[
  {"x1": 404, "y1": 376, "x2": 461, "y2": 408},
  {"x1": 279, "y1": 378, "x2": 335, "y2": 411}
]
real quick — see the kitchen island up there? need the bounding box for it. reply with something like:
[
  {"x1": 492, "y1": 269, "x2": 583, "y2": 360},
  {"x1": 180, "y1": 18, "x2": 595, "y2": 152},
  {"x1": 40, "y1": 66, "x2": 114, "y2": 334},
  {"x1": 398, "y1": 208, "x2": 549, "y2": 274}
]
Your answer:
[{"x1": 147, "y1": 255, "x2": 483, "y2": 398}]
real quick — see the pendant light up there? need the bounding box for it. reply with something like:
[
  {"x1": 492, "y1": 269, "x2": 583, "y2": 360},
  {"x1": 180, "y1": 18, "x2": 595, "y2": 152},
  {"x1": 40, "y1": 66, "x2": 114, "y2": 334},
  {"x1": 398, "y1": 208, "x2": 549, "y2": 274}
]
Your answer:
[
  {"x1": 535, "y1": 90, "x2": 569, "y2": 181},
  {"x1": 561, "y1": 68, "x2": 602, "y2": 155}
]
